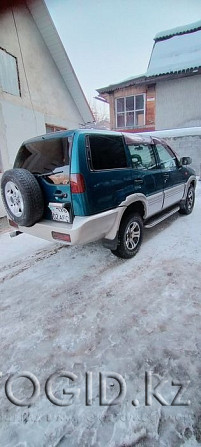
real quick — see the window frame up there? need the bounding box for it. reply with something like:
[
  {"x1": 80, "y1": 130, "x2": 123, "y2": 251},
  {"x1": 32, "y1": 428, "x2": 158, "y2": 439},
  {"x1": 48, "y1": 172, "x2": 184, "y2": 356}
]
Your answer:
[
  {"x1": 86, "y1": 134, "x2": 130, "y2": 172},
  {"x1": 0, "y1": 47, "x2": 21, "y2": 96},
  {"x1": 115, "y1": 94, "x2": 146, "y2": 129}
]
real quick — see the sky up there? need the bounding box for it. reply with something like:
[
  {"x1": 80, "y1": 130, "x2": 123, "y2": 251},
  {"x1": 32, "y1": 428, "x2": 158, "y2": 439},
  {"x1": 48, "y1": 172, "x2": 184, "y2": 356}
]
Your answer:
[{"x1": 45, "y1": 0, "x2": 201, "y2": 118}]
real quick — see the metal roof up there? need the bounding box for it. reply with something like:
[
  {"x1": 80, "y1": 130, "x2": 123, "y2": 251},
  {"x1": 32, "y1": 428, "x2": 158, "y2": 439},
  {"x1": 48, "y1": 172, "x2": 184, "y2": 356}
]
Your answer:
[
  {"x1": 154, "y1": 20, "x2": 201, "y2": 41},
  {"x1": 147, "y1": 27, "x2": 201, "y2": 77},
  {"x1": 97, "y1": 73, "x2": 150, "y2": 94},
  {"x1": 97, "y1": 20, "x2": 201, "y2": 93},
  {"x1": 27, "y1": 0, "x2": 94, "y2": 124}
]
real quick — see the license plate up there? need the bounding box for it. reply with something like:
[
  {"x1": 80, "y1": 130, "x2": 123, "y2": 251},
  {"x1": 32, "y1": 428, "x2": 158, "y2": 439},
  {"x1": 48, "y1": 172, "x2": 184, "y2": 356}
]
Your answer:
[{"x1": 49, "y1": 204, "x2": 70, "y2": 223}]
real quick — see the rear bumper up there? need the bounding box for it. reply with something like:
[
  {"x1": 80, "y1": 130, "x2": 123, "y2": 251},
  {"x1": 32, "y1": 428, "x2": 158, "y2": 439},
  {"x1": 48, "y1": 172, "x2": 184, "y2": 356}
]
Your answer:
[{"x1": 17, "y1": 207, "x2": 125, "y2": 245}]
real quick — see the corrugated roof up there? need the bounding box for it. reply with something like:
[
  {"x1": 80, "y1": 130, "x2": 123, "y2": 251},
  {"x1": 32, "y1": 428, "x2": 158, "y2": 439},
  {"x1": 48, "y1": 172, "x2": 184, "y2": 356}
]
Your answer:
[
  {"x1": 147, "y1": 28, "x2": 201, "y2": 77},
  {"x1": 27, "y1": 0, "x2": 93, "y2": 124},
  {"x1": 97, "y1": 19, "x2": 201, "y2": 93},
  {"x1": 154, "y1": 20, "x2": 201, "y2": 41},
  {"x1": 97, "y1": 73, "x2": 148, "y2": 94}
]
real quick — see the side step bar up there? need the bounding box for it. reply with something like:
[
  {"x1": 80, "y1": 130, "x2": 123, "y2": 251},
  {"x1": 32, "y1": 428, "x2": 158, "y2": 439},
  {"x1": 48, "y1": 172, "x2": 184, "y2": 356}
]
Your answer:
[{"x1": 144, "y1": 206, "x2": 180, "y2": 229}]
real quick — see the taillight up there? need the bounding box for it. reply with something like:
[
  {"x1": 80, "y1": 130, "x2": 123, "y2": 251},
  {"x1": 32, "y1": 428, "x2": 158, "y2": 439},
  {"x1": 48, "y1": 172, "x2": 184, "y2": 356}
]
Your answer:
[
  {"x1": 70, "y1": 174, "x2": 85, "y2": 193},
  {"x1": 52, "y1": 232, "x2": 71, "y2": 242}
]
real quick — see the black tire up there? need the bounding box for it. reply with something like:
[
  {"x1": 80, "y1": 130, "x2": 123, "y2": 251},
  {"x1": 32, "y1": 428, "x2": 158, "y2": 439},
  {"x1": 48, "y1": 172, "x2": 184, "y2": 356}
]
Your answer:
[
  {"x1": 1, "y1": 168, "x2": 44, "y2": 226},
  {"x1": 111, "y1": 213, "x2": 143, "y2": 259},
  {"x1": 179, "y1": 185, "x2": 195, "y2": 215}
]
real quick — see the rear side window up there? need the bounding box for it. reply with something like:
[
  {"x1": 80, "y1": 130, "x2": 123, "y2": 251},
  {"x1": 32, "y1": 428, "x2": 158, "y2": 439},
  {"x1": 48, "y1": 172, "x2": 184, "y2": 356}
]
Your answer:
[{"x1": 88, "y1": 135, "x2": 127, "y2": 170}]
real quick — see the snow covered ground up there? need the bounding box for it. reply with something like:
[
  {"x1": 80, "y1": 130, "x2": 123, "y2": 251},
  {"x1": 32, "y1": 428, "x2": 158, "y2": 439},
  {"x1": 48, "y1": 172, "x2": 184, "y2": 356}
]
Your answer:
[{"x1": 0, "y1": 181, "x2": 201, "y2": 446}]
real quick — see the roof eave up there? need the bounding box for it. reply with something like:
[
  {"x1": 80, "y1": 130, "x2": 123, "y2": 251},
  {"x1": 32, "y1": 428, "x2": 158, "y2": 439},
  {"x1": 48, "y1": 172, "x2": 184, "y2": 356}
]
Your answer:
[
  {"x1": 97, "y1": 76, "x2": 153, "y2": 94},
  {"x1": 97, "y1": 68, "x2": 201, "y2": 94},
  {"x1": 27, "y1": 0, "x2": 94, "y2": 124}
]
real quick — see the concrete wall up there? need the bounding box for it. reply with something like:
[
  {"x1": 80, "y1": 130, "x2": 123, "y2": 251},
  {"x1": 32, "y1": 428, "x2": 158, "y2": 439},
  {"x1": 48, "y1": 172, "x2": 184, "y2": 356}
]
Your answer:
[
  {"x1": 155, "y1": 75, "x2": 201, "y2": 130},
  {"x1": 0, "y1": 3, "x2": 85, "y2": 216},
  {"x1": 164, "y1": 135, "x2": 201, "y2": 175}
]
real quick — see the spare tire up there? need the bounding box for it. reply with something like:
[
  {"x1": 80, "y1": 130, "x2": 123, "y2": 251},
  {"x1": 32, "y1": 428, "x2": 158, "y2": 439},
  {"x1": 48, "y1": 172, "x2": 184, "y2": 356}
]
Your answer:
[{"x1": 1, "y1": 168, "x2": 44, "y2": 227}]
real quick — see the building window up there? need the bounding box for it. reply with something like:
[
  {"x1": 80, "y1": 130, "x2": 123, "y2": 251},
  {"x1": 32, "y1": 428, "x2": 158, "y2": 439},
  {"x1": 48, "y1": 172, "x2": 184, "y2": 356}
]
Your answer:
[
  {"x1": 115, "y1": 94, "x2": 145, "y2": 128},
  {"x1": 0, "y1": 48, "x2": 20, "y2": 96},
  {"x1": 46, "y1": 124, "x2": 67, "y2": 133}
]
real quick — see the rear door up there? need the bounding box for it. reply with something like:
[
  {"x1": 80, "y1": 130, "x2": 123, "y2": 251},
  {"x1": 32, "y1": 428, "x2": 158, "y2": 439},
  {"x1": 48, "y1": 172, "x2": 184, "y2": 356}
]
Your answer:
[
  {"x1": 126, "y1": 141, "x2": 164, "y2": 217},
  {"x1": 154, "y1": 140, "x2": 185, "y2": 209},
  {"x1": 85, "y1": 134, "x2": 133, "y2": 214},
  {"x1": 14, "y1": 134, "x2": 73, "y2": 222}
]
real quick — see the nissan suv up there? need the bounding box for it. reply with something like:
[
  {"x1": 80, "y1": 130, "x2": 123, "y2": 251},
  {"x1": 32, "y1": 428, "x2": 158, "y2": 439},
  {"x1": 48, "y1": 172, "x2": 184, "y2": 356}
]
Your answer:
[{"x1": 1, "y1": 129, "x2": 196, "y2": 259}]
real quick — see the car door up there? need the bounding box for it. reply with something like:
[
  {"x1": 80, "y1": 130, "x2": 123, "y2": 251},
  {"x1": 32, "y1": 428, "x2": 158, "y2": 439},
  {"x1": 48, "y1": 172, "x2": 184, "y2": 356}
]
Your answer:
[
  {"x1": 154, "y1": 140, "x2": 185, "y2": 209},
  {"x1": 126, "y1": 141, "x2": 164, "y2": 217},
  {"x1": 84, "y1": 134, "x2": 134, "y2": 214}
]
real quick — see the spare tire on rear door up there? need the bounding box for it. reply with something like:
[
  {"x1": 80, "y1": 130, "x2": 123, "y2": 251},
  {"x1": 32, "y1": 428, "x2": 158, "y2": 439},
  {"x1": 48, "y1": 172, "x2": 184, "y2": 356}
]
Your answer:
[{"x1": 1, "y1": 168, "x2": 44, "y2": 227}]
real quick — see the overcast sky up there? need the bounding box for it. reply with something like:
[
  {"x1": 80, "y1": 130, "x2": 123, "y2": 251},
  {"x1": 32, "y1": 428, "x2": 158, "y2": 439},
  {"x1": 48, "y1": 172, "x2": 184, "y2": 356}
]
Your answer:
[{"x1": 45, "y1": 0, "x2": 201, "y2": 116}]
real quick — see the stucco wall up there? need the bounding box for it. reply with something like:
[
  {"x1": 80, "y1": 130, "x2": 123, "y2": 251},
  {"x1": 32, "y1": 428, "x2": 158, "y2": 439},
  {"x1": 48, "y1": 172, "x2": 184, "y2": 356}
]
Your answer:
[
  {"x1": 155, "y1": 76, "x2": 201, "y2": 130},
  {"x1": 0, "y1": 3, "x2": 85, "y2": 216}
]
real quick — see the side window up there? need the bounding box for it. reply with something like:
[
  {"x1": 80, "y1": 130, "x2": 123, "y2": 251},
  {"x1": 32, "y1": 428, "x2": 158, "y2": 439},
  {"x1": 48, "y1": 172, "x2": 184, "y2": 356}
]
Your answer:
[
  {"x1": 88, "y1": 135, "x2": 127, "y2": 170},
  {"x1": 128, "y1": 144, "x2": 157, "y2": 170},
  {"x1": 156, "y1": 144, "x2": 177, "y2": 169}
]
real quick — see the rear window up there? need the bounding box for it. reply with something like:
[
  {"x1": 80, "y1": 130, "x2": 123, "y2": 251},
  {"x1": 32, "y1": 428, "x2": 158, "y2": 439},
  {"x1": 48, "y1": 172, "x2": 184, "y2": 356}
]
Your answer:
[
  {"x1": 14, "y1": 137, "x2": 72, "y2": 174},
  {"x1": 14, "y1": 136, "x2": 73, "y2": 184},
  {"x1": 88, "y1": 135, "x2": 127, "y2": 170}
]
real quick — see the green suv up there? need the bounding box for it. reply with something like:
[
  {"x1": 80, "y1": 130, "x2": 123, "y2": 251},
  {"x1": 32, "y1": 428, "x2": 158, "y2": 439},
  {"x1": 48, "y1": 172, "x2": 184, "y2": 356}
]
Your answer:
[{"x1": 1, "y1": 130, "x2": 196, "y2": 259}]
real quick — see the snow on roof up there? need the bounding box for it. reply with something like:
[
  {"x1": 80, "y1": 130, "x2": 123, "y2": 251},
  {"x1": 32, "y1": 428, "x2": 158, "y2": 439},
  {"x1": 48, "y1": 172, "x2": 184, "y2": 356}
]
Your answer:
[
  {"x1": 98, "y1": 20, "x2": 201, "y2": 92},
  {"x1": 97, "y1": 73, "x2": 147, "y2": 93},
  {"x1": 147, "y1": 28, "x2": 201, "y2": 77},
  {"x1": 141, "y1": 126, "x2": 201, "y2": 138},
  {"x1": 155, "y1": 20, "x2": 201, "y2": 41}
]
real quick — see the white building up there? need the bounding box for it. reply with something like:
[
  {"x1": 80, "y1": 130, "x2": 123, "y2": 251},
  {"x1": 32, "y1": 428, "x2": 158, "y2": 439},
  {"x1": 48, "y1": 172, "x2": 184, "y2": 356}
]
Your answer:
[{"x1": 0, "y1": 0, "x2": 93, "y2": 216}]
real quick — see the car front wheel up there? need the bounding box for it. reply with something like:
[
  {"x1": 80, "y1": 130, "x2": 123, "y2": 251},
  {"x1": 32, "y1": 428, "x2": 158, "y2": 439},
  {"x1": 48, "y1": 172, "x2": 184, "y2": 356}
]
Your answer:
[
  {"x1": 111, "y1": 213, "x2": 143, "y2": 259},
  {"x1": 179, "y1": 185, "x2": 195, "y2": 215}
]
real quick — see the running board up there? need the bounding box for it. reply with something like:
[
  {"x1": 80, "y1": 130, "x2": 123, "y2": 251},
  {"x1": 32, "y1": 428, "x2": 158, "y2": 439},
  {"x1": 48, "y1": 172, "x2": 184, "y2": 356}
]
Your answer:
[{"x1": 144, "y1": 206, "x2": 180, "y2": 229}]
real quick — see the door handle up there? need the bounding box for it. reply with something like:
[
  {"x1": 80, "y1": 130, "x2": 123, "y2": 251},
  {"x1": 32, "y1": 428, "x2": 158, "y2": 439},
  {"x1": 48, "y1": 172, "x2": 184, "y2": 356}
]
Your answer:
[
  {"x1": 134, "y1": 178, "x2": 143, "y2": 184},
  {"x1": 163, "y1": 174, "x2": 169, "y2": 183},
  {"x1": 54, "y1": 191, "x2": 68, "y2": 198}
]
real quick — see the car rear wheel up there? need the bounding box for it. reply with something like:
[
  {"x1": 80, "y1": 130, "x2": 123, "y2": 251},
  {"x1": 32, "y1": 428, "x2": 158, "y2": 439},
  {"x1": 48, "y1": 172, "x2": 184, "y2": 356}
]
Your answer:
[
  {"x1": 1, "y1": 168, "x2": 44, "y2": 226},
  {"x1": 111, "y1": 213, "x2": 143, "y2": 259},
  {"x1": 179, "y1": 185, "x2": 195, "y2": 215}
]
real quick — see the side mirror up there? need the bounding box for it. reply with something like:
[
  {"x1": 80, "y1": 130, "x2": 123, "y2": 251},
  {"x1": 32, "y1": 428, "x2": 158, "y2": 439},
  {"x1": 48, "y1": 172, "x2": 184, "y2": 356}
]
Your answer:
[{"x1": 180, "y1": 156, "x2": 192, "y2": 166}]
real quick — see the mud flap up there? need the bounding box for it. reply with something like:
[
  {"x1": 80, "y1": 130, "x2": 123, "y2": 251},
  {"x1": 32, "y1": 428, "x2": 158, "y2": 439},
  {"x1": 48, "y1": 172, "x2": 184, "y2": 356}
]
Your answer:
[{"x1": 102, "y1": 233, "x2": 119, "y2": 250}]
